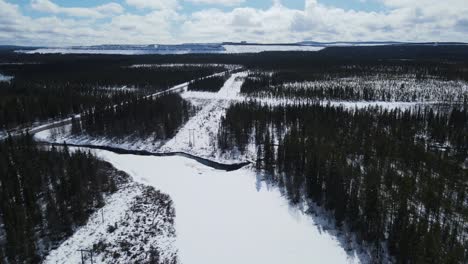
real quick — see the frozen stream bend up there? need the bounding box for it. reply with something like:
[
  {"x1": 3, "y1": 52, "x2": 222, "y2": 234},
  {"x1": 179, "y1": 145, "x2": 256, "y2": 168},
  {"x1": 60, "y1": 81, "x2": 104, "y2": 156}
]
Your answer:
[{"x1": 92, "y1": 149, "x2": 361, "y2": 264}]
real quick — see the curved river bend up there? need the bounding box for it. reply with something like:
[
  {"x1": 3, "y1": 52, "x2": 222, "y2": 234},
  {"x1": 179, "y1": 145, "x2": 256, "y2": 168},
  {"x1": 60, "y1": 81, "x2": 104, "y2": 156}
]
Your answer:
[{"x1": 89, "y1": 149, "x2": 360, "y2": 264}]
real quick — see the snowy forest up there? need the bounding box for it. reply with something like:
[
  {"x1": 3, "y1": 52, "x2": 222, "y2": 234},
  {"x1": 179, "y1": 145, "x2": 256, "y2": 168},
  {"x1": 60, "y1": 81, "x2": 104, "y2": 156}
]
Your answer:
[
  {"x1": 70, "y1": 94, "x2": 195, "y2": 141},
  {"x1": 0, "y1": 61, "x2": 224, "y2": 130},
  {"x1": 0, "y1": 46, "x2": 467, "y2": 264},
  {"x1": 240, "y1": 71, "x2": 468, "y2": 103},
  {"x1": 0, "y1": 136, "x2": 120, "y2": 263},
  {"x1": 188, "y1": 74, "x2": 229, "y2": 92},
  {"x1": 218, "y1": 102, "x2": 467, "y2": 263}
]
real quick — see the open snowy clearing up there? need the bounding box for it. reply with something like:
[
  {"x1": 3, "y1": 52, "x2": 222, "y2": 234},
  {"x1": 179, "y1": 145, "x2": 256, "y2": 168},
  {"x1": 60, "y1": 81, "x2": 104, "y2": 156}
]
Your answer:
[
  {"x1": 159, "y1": 71, "x2": 248, "y2": 162},
  {"x1": 183, "y1": 91, "x2": 440, "y2": 111},
  {"x1": 95, "y1": 149, "x2": 363, "y2": 264}
]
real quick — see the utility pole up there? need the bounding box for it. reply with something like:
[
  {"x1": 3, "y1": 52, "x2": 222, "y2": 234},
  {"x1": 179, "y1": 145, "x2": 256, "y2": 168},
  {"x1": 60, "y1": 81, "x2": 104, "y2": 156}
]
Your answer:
[
  {"x1": 79, "y1": 249, "x2": 84, "y2": 264},
  {"x1": 188, "y1": 130, "x2": 192, "y2": 147},
  {"x1": 78, "y1": 249, "x2": 94, "y2": 264},
  {"x1": 192, "y1": 130, "x2": 195, "y2": 147},
  {"x1": 188, "y1": 129, "x2": 195, "y2": 148}
]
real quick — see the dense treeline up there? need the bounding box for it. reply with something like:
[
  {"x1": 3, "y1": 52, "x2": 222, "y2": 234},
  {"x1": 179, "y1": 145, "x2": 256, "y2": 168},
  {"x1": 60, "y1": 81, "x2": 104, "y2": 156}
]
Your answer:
[
  {"x1": 0, "y1": 64, "x2": 224, "y2": 130},
  {"x1": 0, "y1": 136, "x2": 120, "y2": 263},
  {"x1": 188, "y1": 73, "x2": 229, "y2": 92},
  {"x1": 241, "y1": 71, "x2": 468, "y2": 103},
  {"x1": 72, "y1": 94, "x2": 194, "y2": 140},
  {"x1": 0, "y1": 82, "x2": 134, "y2": 130},
  {"x1": 1, "y1": 62, "x2": 226, "y2": 89},
  {"x1": 218, "y1": 102, "x2": 468, "y2": 263}
]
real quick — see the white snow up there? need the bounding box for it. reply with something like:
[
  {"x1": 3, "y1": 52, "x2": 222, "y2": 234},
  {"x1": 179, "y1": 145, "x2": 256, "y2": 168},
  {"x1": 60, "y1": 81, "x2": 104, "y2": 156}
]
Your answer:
[
  {"x1": 95, "y1": 149, "x2": 361, "y2": 264},
  {"x1": 222, "y1": 45, "x2": 324, "y2": 53},
  {"x1": 44, "y1": 179, "x2": 177, "y2": 264},
  {"x1": 159, "y1": 72, "x2": 248, "y2": 163},
  {"x1": 182, "y1": 91, "x2": 438, "y2": 111},
  {"x1": 0, "y1": 73, "x2": 13, "y2": 82},
  {"x1": 17, "y1": 48, "x2": 162, "y2": 55},
  {"x1": 129, "y1": 63, "x2": 241, "y2": 70},
  {"x1": 18, "y1": 45, "x2": 325, "y2": 55},
  {"x1": 43, "y1": 183, "x2": 141, "y2": 263},
  {"x1": 35, "y1": 123, "x2": 168, "y2": 152},
  {"x1": 2, "y1": 115, "x2": 80, "y2": 141},
  {"x1": 273, "y1": 77, "x2": 468, "y2": 103}
]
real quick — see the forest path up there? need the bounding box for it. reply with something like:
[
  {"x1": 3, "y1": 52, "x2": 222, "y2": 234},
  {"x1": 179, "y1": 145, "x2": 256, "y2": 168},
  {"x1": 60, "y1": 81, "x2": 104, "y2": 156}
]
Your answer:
[{"x1": 158, "y1": 71, "x2": 248, "y2": 163}]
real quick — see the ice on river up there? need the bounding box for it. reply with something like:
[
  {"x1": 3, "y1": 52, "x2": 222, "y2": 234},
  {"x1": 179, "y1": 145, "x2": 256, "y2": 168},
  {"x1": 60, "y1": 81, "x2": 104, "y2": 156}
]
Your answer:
[{"x1": 96, "y1": 150, "x2": 361, "y2": 264}]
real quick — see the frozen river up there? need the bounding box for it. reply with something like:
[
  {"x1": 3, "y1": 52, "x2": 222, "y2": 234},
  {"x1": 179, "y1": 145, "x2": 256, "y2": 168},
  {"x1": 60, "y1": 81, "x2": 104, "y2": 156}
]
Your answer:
[{"x1": 95, "y1": 149, "x2": 360, "y2": 264}]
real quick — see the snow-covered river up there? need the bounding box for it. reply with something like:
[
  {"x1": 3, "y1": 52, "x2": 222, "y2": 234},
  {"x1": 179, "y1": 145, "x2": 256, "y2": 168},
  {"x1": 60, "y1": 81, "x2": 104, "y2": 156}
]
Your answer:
[{"x1": 95, "y1": 149, "x2": 360, "y2": 264}]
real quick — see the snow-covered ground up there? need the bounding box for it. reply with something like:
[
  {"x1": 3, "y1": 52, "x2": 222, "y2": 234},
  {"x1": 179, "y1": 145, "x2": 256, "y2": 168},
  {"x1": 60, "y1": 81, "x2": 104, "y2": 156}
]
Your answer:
[
  {"x1": 274, "y1": 77, "x2": 468, "y2": 103},
  {"x1": 182, "y1": 91, "x2": 439, "y2": 111},
  {"x1": 95, "y1": 149, "x2": 363, "y2": 264},
  {"x1": 0, "y1": 73, "x2": 13, "y2": 82},
  {"x1": 129, "y1": 63, "x2": 241, "y2": 70},
  {"x1": 0, "y1": 62, "x2": 39, "y2": 65},
  {"x1": 17, "y1": 44, "x2": 325, "y2": 55},
  {"x1": 44, "y1": 175, "x2": 177, "y2": 264},
  {"x1": 222, "y1": 44, "x2": 324, "y2": 53},
  {"x1": 17, "y1": 48, "x2": 172, "y2": 55},
  {"x1": 1, "y1": 114, "x2": 81, "y2": 141},
  {"x1": 36, "y1": 123, "x2": 167, "y2": 152},
  {"x1": 158, "y1": 72, "x2": 248, "y2": 162}
]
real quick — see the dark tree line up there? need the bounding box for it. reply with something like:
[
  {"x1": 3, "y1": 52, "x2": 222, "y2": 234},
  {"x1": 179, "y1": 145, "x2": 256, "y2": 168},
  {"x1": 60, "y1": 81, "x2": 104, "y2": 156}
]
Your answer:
[
  {"x1": 0, "y1": 136, "x2": 119, "y2": 263},
  {"x1": 0, "y1": 81, "x2": 134, "y2": 130},
  {"x1": 72, "y1": 94, "x2": 195, "y2": 141},
  {"x1": 218, "y1": 102, "x2": 468, "y2": 263},
  {"x1": 1, "y1": 62, "x2": 226, "y2": 90},
  {"x1": 187, "y1": 73, "x2": 229, "y2": 92}
]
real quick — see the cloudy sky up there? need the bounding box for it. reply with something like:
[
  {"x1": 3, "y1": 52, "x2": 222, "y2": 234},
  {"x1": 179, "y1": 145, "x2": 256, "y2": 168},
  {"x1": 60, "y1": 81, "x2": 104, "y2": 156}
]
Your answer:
[{"x1": 1, "y1": 0, "x2": 467, "y2": 46}]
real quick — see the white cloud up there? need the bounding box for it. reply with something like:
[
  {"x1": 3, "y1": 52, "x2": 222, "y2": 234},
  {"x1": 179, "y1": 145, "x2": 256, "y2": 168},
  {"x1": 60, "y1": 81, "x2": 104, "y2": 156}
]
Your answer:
[
  {"x1": 185, "y1": 0, "x2": 245, "y2": 6},
  {"x1": 31, "y1": 0, "x2": 123, "y2": 18},
  {"x1": 180, "y1": 5, "x2": 299, "y2": 43},
  {"x1": 1, "y1": 0, "x2": 468, "y2": 46},
  {"x1": 125, "y1": 0, "x2": 179, "y2": 10}
]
